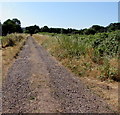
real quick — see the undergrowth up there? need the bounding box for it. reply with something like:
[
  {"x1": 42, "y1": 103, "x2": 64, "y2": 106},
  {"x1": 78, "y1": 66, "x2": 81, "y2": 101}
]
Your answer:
[
  {"x1": 1, "y1": 33, "x2": 27, "y2": 48},
  {"x1": 2, "y1": 33, "x2": 28, "y2": 79}
]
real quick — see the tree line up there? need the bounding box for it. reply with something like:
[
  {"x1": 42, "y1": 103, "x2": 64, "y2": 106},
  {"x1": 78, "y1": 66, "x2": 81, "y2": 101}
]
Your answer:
[{"x1": 1, "y1": 18, "x2": 120, "y2": 36}]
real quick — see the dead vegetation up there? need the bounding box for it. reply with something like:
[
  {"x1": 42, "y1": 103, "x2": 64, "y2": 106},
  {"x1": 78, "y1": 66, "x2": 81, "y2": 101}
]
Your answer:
[{"x1": 2, "y1": 33, "x2": 28, "y2": 79}]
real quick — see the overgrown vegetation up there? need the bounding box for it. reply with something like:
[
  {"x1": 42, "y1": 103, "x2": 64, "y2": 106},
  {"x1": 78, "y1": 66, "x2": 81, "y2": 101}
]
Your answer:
[
  {"x1": 36, "y1": 30, "x2": 119, "y2": 82},
  {"x1": 1, "y1": 33, "x2": 26, "y2": 48},
  {"x1": 34, "y1": 31, "x2": 119, "y2": 111},
  {"x1": 2, "y1": 33, "x2": 27, "y2": 79}
]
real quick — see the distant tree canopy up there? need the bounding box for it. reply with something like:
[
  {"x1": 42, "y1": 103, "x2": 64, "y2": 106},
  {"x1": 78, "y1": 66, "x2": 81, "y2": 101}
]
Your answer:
[
  {"x1": 37, "y1": 23, "x2": 120, "y2": 35},
  {"x1": 90, "y1": 25, "x2": 106, "y2": 33},
  {"x1": 106, "y1": 23, "x2": 120, "y2": 32},
  {"x1": 1, "y1": 18, "x2": 120, "y2": 36},
  {"x1": 40, "y1": 26, "x2": 78, "y2": 34},
  {"x1": 2, "y1": 18, "x2": 23, "y2": 36},
  {"x1": 40, "y1": 26, "x2": 49, "y2": 32},
  {"x1": 25, "y1": 25, "x2": 40, "y2": 35}
]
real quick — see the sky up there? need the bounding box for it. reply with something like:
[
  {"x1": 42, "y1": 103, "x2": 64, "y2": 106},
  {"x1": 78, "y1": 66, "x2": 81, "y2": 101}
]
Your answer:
[{"x1": 0, "y1": 2, "x2": 118, "y2": 29}]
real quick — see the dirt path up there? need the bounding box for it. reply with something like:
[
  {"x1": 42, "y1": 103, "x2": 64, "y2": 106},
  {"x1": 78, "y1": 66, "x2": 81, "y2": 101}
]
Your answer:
[{"x1": 2, "y1": 36, "x2": 114, "y2": 113}]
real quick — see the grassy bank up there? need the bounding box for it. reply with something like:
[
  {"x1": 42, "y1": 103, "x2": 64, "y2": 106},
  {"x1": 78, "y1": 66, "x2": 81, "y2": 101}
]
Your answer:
[
  {"x1": 2, "y1": 33, "x2": 28, "y2": 79},
  {"x1": 34, "y1": 31, "x2": 119, "y2": 112}
]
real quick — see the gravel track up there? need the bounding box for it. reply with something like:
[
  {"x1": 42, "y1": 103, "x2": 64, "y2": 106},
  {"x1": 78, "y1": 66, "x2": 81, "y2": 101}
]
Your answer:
[{"x1": 2, "y1": 36, "x2": 114, "y2": 113}]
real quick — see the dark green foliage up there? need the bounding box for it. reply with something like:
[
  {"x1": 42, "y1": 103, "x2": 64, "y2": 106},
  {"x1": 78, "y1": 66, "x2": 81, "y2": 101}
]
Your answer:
[
  {"x1": 41, "y1": 26, "x2": 49, "y2": 32},
  {"x1": 91, "y1": 25, "x2": 106, "y2": 33},
  {"x1": 1, "y1": 18, "x2": 120, "y2": 36},
  {"x1": 2, "y1": 18, "x2": 23, "y2": 36},
  {"x1": 38, "y1": 23, "x2": 120, "y2": 35},
  {"x1": 25, "y1": 25, "x2": 40, "y2": 35},
  {"x1": 92, "y1": 31, "x2": 119, "y2": 57},
  {"x1": 40, "y1": 27, "x2": 77, "y2": 34},
  {"x1": 107, "y1": 23, "x2": 120, "y2": 32},
  {"x1": 38, "y1": 23, "x2": 119, "y2": 35},
  {"x1": 12, "y1": 18, "x2": 21, "y2": 26},
  {"x1": 84, "y1": 28, "x2": 96, "y2": 35}
]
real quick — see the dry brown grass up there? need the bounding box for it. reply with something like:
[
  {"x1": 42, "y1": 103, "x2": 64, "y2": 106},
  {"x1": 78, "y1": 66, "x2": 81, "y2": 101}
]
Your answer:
[
  {"x1": 2, "y1": 34, "x2": 27, "y2": 80},
  {"x1": 110, "y1": 58, "x2": 118, "y2": 68},
  {"x1": 33, "y1": 34, "x2": 49, "y2": 45},
  {"x1": 60, "y1": 54, "x2": 118, "y2": 112},
  {"x1": 63, "y1": 55, "x2": 118, "y2": 112}
]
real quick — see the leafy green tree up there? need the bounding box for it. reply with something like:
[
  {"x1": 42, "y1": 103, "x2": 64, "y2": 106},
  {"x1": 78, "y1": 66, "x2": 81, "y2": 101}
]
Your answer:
[
  {"x1": 25, "y1": 25, "x2": 40, "y2": 35},
  {"x1": 107, "y1": 23, "x2": 120, "y2": 32},
  {"x1": 83, "y1": 28, "x2": 96, "y2": 35},
  {"x1": 12, "y1": 18, "x2": 21, "y2": 26},
  {"x1": 2, "y1": 18, "x2": 22, "y2": 36},
  {"x1": 41, "y1": 26, "x2": 49, "y2": 32},
  {"x1": 91, "y1": 25, "x2": 106, "y2": 33}
]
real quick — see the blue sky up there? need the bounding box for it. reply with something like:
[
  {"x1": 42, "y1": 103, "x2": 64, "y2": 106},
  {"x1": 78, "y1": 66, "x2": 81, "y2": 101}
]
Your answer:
[{"x1": 1, "y1": 2, "x2": 118, "y2": 29}]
